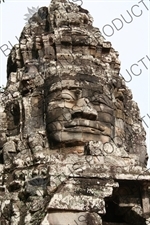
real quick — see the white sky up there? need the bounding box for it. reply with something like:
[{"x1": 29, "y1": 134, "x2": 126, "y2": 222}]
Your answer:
[{"x1": 0, "y1": 0, "x2": 150, "y2": 166}]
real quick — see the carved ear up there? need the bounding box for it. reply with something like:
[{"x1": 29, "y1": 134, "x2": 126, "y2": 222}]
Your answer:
[{"x1": 5, "y1": 101, "x2": 20, "y2": 136}]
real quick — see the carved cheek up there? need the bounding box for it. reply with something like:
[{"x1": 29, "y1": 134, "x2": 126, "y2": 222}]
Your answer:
[
  {"x1": 47, "y1": 101, "x2": 65, "y2": 110},
  {"x1": 64, "y1": 101, "x2": 74, "y2": 109},
  {"x1": 48, "y1": 122, "x2": 63, "y2": 132},
  {"x1": 46, "y1": 103, "x2": 64, "y2": 123}
]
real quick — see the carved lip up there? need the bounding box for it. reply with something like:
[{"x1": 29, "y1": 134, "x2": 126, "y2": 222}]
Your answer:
[{"x1": 64, "y1": 119, "x2": 105, "y2": 132}]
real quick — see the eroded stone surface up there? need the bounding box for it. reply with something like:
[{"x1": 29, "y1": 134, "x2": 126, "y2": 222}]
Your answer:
[{"x1": 0, "y1": 0, "x2": 150, "y2": 224}]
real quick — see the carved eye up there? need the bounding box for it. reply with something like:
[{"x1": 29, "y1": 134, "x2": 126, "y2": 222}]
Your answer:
[
  {"x1": 91, "y1": 96, "x2": 100, "y2": 105},
  {"x1": 61, "y1": 90, "x2": 75, "y2": 101}
]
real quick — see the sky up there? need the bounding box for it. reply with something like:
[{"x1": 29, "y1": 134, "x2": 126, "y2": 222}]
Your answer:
[{"x1": 0, "y1": 0, "x2": 150, "y2": 166}]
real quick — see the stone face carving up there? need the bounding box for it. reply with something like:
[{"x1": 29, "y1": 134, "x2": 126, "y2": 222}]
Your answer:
[
  {"x1": 46, "y1": 79, "x2": 114, "y2": 149},
  {"x1": 0, "y1": 0, "x2": 150, "y2": 224}
]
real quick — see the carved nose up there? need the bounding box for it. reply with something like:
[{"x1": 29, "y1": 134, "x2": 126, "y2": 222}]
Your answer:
[{"x1": 72, "y1": 98, "x2": 98, "y2": 120}]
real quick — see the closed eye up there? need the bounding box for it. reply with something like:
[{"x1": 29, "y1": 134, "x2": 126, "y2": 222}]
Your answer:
[{"x1": 61, "y1": 90, "x2": 76, "y2": 100}]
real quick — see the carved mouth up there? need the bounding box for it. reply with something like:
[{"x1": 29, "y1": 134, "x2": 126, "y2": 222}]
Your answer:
[{"x1": 64, "y1": 119, "x2": 105, "y2": 132}]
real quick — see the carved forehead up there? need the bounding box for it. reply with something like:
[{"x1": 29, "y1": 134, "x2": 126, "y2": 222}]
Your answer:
[
  {"x1": 47, "y1": 79, "x2": 103, "y2": 93},
  {"x1": 45, "y1": 69, "x2": 104, "y2": 86}
]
